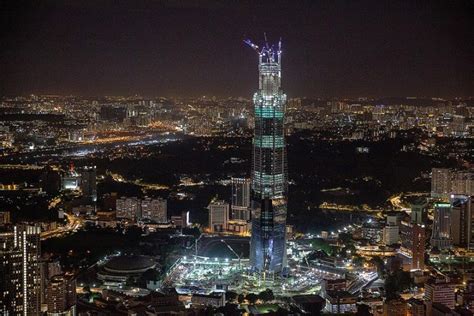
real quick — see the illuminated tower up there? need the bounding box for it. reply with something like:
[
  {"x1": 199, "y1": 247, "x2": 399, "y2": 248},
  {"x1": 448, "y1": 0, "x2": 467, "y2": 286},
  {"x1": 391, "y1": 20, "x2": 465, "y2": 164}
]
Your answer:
[
  {"x1": 245, "y1": 37, "x2": 288, "y2": 274},
  {"x1": 0, "y1": 225, "x2": 41, "y2": 315}
]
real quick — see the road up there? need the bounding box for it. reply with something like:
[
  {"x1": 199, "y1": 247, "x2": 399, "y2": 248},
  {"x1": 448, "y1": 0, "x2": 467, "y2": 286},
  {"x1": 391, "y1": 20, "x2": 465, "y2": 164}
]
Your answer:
[
  {"x1": 347, "y1": 272, "x2": 379, "y2": 294},
  {"x1": 387, "y1": 192, "x2": 428, "y2": 211},
  {"x1": 41, "y1": 212, "x2": 84, "y2": 240}
]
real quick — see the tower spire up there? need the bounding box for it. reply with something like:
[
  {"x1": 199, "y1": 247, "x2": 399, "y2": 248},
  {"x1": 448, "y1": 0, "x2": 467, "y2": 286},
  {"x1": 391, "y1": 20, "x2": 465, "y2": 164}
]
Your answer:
[{"x1": 247, "y1": 36, "x2": 288, "y2": 275}]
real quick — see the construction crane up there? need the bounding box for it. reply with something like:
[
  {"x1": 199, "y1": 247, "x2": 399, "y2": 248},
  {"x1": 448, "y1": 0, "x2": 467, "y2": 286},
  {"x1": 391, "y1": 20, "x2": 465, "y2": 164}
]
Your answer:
[
  {"x1": 244, "y1": 35, "x2": 282, "y2": 63},
  {"x1": 220, "y1": 239, "x2": 242, "y2": 271}
]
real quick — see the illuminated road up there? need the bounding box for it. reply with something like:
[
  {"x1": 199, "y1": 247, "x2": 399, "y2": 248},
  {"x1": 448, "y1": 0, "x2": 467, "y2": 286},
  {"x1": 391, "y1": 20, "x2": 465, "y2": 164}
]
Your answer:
[
  {"x1": 387, "y1": 192, "x2": 428, "y2": 211},
  {"x1": 109, "y1": 172, "x2": 169, "y2": 190},
  {"x1": 41, "y1": 212, "x2": 84, "y2": 240},
  {"x1": 319, "y1": 202, "x2": 381, "y2": 213}
]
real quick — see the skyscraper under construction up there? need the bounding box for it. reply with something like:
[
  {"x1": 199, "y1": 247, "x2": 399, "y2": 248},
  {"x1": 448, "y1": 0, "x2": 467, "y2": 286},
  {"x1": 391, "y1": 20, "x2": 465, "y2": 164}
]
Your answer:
[{"x1": 245, "y1": 38, "x2": 288, "y2": 275}]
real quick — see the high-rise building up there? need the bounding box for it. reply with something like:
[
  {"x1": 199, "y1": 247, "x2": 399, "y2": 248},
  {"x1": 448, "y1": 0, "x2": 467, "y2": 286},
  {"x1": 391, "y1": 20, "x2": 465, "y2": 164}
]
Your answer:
[
  {"x1": 141, "y1": 197, "x2": 167, "y2": 223},
  {"x1": 0, "y1": 211, "x2": 11, "y2": 227},
  {"x1": 400, "y1": 221, "x2": 426, "y2": 271},
  {"x1": 411, "y1": 224, "x2": 425, "y2": 271},
  {"x1": 407, "y1": 299, "x2": 425, "y2": 316},
  {"x1": 451, "y1": 171, "x2": 474, "y2": 196},
  {"x1": 430, "y1": 203, "x2": 452, "y2": 250},
  {"x1": 431, "y1": 168, "x2": 452, "y2": 199},
  {"x1": 431, "y1": 168, "x2": 474, "y2": 200},
  {"x1": 383, "y1": 214, "x2": 399, "y2": 246},
  {"x1": 383, "y1": 298, "x2": 407, "y2": 316},
  {"x1": 411, "y1": 200, "x2": 427, "y2": 225},
  {"x1": 40, "y1": 258, "x2": 63, "y2": 307},
  {"x1": 425, "y1": 277, "x2": 456, "y2": 311},
  {"x1": 47, "y1": 274, "x2": 77, "y2": 316},
  {"x1": 80, "y1": 166, "x2": 97, "y2": 202},
  {"x1": 383, "y1": 225, "x2": 399, "y2": 246},
  {"x1": 116, "y1": 197, "x2": 141, "y2": 221},
  {"x1": 0, "y1": 225, "x2": 42, "y2": 315},
  {"x1": 231, "y1": 178, "x2": 251, "y2": 221},
  {"x1": 39, "y1": 166, "x2": 61, "y2": 194},
  {"x1": 450, "y1": 195, "x2": 471, "y2": 248},
  {"x1": 208, "y1": 200, "x2": 229, "y2": 232},
  {"x1": 245, "y1": 38, "x2": 288, "y2": 274}
]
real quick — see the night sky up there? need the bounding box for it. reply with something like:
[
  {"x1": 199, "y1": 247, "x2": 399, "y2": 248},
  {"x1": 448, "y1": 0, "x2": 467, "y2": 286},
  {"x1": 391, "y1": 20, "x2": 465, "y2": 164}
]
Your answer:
[{"x1": 1, "y1": 0, "x2": 472, "y2": 98}]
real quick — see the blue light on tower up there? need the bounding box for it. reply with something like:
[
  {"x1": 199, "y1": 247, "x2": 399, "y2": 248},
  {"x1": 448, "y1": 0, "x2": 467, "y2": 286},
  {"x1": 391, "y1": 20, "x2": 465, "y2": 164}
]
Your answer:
[{"x1": 245, "y1": 37, "x2": 288, "y2": 275}]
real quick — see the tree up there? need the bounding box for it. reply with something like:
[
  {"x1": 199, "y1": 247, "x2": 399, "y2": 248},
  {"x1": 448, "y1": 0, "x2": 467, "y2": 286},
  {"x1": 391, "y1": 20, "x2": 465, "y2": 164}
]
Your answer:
[
  {"x1": 258, "y1": 289, "x2": 274, "y2": 302},
  {"x1": 246, "y1": 293, "x2": 258, "y2": 304},
  {"x1": 356, "y1": 304, "x2": 371, "y2": 316},
  {"x1": 125, "y1": 225, "x2": 143, "y2": 241},
  {"x1": 226, "y1": 291, "x2": 238, "y2": 302},
  {"x1": 352, "y1": 255, "x2": 365, "y2": 268},
  {"x1": 204, "y1": 305, "x2": 216, "y2": 315},
  {"x1": 370, "y1": 256, "x2": 385, "y2": 275},
  {"x1": 217, "y1": 303, "x2": 243, "y2": 316},
  {"x1": 339, "y1": 232, "x2": 353, "y2": 245},
  {"x1": 237, "y1": 294, "x2": 245, "y2": 304},
  {"x1": 384, "y1": 269, "x2": 413, "y2": 299}
]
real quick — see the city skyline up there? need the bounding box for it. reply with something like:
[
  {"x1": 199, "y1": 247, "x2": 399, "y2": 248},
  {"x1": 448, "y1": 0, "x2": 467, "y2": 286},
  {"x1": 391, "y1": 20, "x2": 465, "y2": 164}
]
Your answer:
[
  {"x1": 1, "y1": 1, "x2": 473, "y2": 98},
  {"x1": 1, "y1": 2, "x2": 474, "y2": 315}
]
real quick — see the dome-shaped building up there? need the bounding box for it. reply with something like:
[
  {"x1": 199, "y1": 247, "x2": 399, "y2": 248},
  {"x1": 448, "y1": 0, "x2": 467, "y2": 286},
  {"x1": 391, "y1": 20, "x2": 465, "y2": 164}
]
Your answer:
[{"x1": 97, "y1": 255, "x2": 157, "y2": 286}]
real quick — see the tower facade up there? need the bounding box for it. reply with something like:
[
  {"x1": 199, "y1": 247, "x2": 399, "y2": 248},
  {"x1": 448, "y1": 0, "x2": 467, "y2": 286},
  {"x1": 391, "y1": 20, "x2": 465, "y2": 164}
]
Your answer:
[
  {"x1": 231, "y1": 177, "x2": 251, "y2": 221},
  {"x1": 0, "y1": 225, "x2": 41, "y2": 315},
  {"x1": 430, "y1": 203, "x2": 452, "y2": 250},
  {"x1": 246, "y1": 38, "x2": 288, "y2": 274}
]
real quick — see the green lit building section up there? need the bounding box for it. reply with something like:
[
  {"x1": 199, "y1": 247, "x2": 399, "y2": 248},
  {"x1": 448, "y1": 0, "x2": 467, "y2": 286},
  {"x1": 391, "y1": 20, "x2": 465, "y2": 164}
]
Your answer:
[
  {"x1": 253, "y1": 171, "x2": 285, "y2": 185},
  {"x1": 254, "y1": 105, "x2": 284, "y2": 118},
  {"x1": 254, "y1": 135, "x2": 284, "y2": 148},
  {"x1": 247, "y1": 38, "x2": 288, "y2": 274}
]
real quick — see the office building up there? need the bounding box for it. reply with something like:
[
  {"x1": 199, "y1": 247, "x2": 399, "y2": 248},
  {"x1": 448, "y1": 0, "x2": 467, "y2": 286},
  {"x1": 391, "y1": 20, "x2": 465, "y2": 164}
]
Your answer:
[
  {"x1": 231, "y1": 177, "x2": 251, "y2": 221},
  {"x1": 208, "y1": 200, "x2": 229, "y2": 232},
  {"x1": 431, "y1": 168, "x2": 452, "y2": 199},
  {"x1": 325, "y1": 291, "x2": 357, "y2": 314},
  {"x1": 0, "y1": 225, "x2": 42, "y2": 315},
  {"x1": 362, "y1": 221, "x2": 384, "y2": 244},
  {"x1": 407, "y1": 299, "x2": 425, "y2": 316},
  {"x1": 425, "y1": 277, "x2": 456, "y2": 311},
  {"x1": 171, "y1": 211, "x2": 190, "y2": 229},
  {"x1": 47, "y1": 274, "x2": 77, "y2": 316},
  {"x1": 39, "y1": 167, "x2": 61, "y2": 194},
  {"x1": 411, "y1": 224, "x2": 426, "y2": 271},
  {"x1": 452, "y1": 171, "x2": 474, "y2": 196},
  {"x1": 383, "y1": 225, "x2": 399, "y2": 245},
  {"x1": 383, "y1": 298, "x2": 407, "y2": 316},
  {"x1": 80, "y1": 166, "x2": 97, "y2": 202},
  {"x1": 116, "y1": 197, "x2": 141, "y2": 221},
  {"x1": 383, "y1": 215, "x2": 399, "y2": 245},
  {"x1": 450, "y1": 195, "x2": 471, "y2": 248},
  {"x1": 0, "y1": 211, "x2": 11, "y2": 226},
  {"x1": 141, "y1": 197, "x2": 167, "y2": 223},
  {"x1": 40, "y1": 258, "x2": 62, "y2": 306},
  {"x1": 246, "y1": 38, "x2": 288, "y2": 274},
  {"x1": 431, "y1": 203, "x2": 452, "y2": 250},
  {"x1": 400, "y1": 221, "x2": 426, "y2": 271},
  {"x1": 431, "y1": 168, "x2": 474, "y2": 200},
  {"x1": 411, "y1": 200, "x2": 427, "y2": 225}
]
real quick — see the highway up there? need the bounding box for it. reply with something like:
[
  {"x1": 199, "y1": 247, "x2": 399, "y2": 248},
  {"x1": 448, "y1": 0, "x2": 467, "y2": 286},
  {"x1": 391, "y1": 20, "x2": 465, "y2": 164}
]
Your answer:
[{"x1": 40, "y1": 212, "x2": 84, "y2": 240}]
